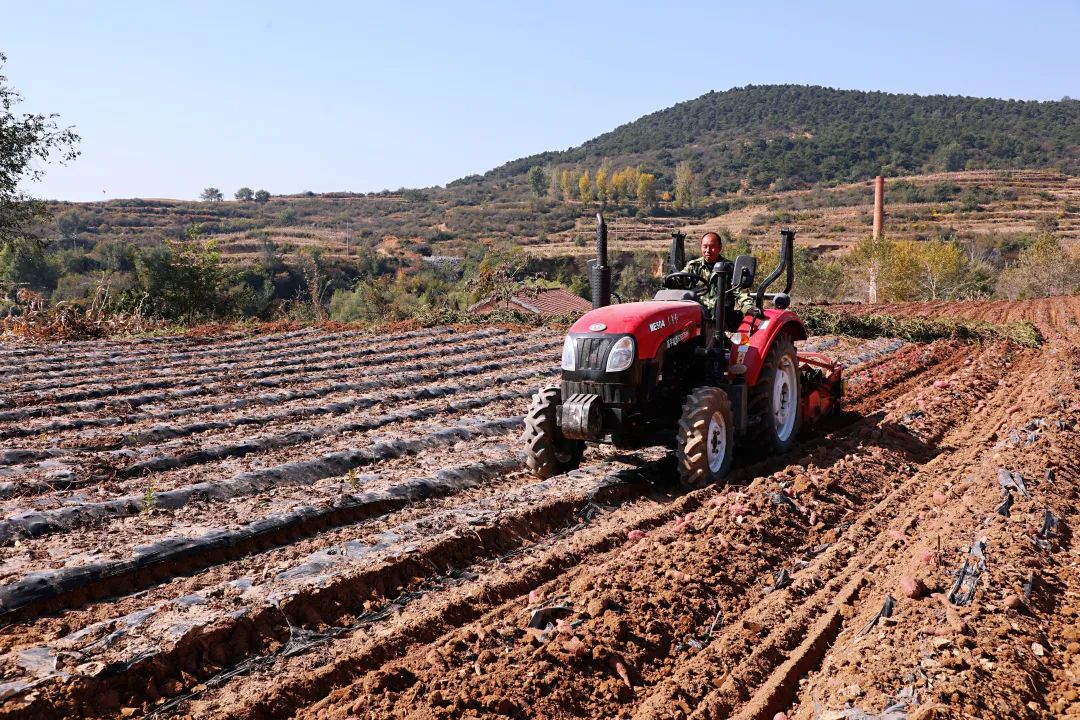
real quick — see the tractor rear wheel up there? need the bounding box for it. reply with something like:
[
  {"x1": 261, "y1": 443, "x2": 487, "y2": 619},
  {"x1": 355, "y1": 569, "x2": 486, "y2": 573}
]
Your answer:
[
  {"x1": 523, "y1": 386, "x2": 584, "y2": 479},
  {"x1": 748, "y1": 335, "x2": 802, "y2": 454},
  {"x1": 676, "y1": 387, "x2": 735, "y2": 489}
]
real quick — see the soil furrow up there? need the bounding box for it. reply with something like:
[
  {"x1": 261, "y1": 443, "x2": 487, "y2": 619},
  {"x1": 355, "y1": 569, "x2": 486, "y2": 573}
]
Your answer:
[
  {"x1": 0, "y1": 326, "x2": 325, "y2": 380},
  {"x1": 0, "y1": 327, "x2": 500, "y2": 406},
  {"x1": 0, "y1": 416, "x2": 525, "y2": 546},
  {"x1": 0, "y1": 333, "x2": 556, "y2": 442},
  {"x1": 0, "y1": 458, "x2": 664, "y2": 718},
  {"x1": 0, "y1": 328, "x2": 511, "y2": 420},
  {"x1": 0, "y1": 455, "x2": 528, "y2": 621}
]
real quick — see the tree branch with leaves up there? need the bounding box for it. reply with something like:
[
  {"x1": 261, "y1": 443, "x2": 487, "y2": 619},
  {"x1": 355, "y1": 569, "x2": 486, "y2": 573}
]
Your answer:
[{"x1": 0, "y1": 53, "x2": 81, "y2": 250}]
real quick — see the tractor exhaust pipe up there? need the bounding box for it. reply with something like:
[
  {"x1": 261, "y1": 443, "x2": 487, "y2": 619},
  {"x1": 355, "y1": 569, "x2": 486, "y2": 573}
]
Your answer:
[
  {"x1": 755, "y1": 228, "x2": 795, "y2": 308},
  {"x1": 590, "y1": 213, "x2": 611, "y2": 308}
]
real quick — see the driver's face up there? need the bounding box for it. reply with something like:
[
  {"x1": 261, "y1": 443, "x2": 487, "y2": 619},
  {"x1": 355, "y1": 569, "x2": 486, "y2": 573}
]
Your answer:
[{"x1": 701, "y1": 234, "x2": 721, "y2": 264}]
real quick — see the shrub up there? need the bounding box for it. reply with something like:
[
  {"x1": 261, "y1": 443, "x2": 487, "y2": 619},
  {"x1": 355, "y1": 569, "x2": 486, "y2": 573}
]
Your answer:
[
  {"x1": 801, "y1": 307, "x2": 1042, "y2": 348},
  {"x1": 996, "y1": 235, "x2": 1080, "y2": 299},
  {"x1": 131, "y1": 240, "x2": 234, "y2": 322}
]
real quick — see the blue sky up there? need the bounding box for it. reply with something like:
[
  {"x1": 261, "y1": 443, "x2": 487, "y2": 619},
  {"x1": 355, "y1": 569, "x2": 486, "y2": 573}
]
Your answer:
[{"x1": 4, "y1": 1, "x2": 1078, "y2": 201}]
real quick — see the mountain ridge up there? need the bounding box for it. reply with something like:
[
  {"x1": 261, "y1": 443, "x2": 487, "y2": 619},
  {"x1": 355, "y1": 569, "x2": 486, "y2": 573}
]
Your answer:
[{"x1": 463, "y1": 84, "x2": 1080, "y2": 193}]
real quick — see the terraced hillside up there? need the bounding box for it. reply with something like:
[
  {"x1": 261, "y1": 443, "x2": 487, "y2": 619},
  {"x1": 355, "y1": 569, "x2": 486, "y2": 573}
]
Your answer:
[
  {"x1": 42, "y1": 169, "x2": 1080, "y2": 265},
  {"x1": 533, "y1": 170, "x2": 1080, "y2": 258},
  {"x1": 0, "y1": 299, "x2": 1077, "y2": 718}
]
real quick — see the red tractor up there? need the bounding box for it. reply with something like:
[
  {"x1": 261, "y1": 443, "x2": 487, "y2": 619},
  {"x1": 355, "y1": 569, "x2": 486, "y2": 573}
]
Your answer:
[{"x1": 523, "y1": 215, "x2": 843, "y2": 488}]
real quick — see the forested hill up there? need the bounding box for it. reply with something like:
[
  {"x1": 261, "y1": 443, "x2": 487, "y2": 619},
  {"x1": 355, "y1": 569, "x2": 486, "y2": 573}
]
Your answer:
[{"x1": 471, "y1": 85, "x2": 1080, "y2": 193}]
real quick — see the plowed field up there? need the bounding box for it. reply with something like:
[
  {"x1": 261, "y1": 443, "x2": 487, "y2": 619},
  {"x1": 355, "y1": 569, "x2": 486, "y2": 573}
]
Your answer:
[{"x1": 0, "y1": 300, "x2": 1077, "y2": 719}]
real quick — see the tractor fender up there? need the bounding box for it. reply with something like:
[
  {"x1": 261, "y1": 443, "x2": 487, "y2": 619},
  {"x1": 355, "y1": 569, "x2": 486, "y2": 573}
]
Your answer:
[{"x1": 737, "y1": 310, "x2": 808, "y2": 386}]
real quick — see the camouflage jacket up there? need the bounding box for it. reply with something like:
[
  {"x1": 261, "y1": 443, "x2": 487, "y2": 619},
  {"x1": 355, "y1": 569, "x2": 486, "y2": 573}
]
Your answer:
[{"x1": 683, "y1": 256, "x2": 757, "y2": 315}]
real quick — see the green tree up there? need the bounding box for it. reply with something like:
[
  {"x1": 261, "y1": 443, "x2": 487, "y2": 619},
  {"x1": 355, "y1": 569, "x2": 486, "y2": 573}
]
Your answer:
[
  {"x1": 794, "y1": 249, "x2": 847, "y2": 303},
  {"x1": 92, "y1": 239, "x2": 135, "y2": 272},
  {"x1": 0, "y1": 53, "x2": 81, "y2": 249},
  {"x1": 200, "y1": 187, "x2": 223, "y2": 202},
  {"x1": 932, "y1": 142, "x2": 967, "y2": 172},
  {"x1": 56, "y1": 209, "x2": 85, "y2": 242},
  {"x1": 297, "y1": 248, "x2": 330, "y2": 321},
  {"x1": 254, "y1": 189, "x2": 270, "y2": 203},
  {"x1": 526, "y1": 166, "x2": 547, "y2": 199},
  {"x1": 615, "y1": 252, "x2": 663, "y2": 300},
  {"x1": 184, "y1": 222, "x2": 204, "y2": 241},
  {"x1": 0, "y1": 237, "x2": 59, "y2": 292},
  {"x1": 674, "y1": 161, "x2": 695, "y2": 210},
  {"x1": 234, "y1": 187, "x2": 254, "y2": 201}
]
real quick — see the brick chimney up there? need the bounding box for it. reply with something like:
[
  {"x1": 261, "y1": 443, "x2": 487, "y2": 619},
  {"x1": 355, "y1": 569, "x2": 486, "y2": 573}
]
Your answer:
[{"x1": 872, "y1": 175, "x2": 884, "y2": 240}]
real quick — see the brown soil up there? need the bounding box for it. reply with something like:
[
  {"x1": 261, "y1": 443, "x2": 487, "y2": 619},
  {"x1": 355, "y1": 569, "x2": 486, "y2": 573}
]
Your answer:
[{"x1": 0, "y1": 300, "x2": 1076, "y2": 719}]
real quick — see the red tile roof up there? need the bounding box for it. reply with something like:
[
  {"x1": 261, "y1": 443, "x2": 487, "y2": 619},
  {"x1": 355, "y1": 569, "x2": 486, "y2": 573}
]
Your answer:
[{"x1": 469, "y1": 287, "x2": 592, "y2": 316}]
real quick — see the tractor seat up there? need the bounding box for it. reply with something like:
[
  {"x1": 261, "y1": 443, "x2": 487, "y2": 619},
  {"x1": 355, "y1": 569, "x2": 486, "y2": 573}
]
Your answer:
[{"x1": 653, "y1": 289, "x2": 697, "y2": 302}]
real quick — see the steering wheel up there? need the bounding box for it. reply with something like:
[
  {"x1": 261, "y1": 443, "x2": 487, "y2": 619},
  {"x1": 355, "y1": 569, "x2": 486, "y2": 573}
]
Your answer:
[{"x1": 662, "y1": 271, "x2": 708, "y2": 291}]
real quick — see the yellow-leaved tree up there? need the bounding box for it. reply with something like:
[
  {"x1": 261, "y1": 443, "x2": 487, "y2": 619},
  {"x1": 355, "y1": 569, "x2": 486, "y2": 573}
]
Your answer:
[
  {"x1": 636, "y1": 173, "x2": 657, "y2": 211},
  {"x1": 560, "y1": 169, "x2": 576, "y2": 202},
  {"x1": 997, "y1": 235, "x2": 1080, "y2": 299},
  {"x1": 674, "y1": 161, "x2": 695, "y2": 210},
  {"x1": 850, "y1": 235, "x2": 895, "y2": 304},
  {"x1": 608, "y1": 170, "x2": 624, "y2": 203},
  {"x1": 578, "y1": 170, "x2": 594, "y2": 203},
  {"x1": 595, "y1": 160, "x2": 611, "y2": 203},
  {"x1": 904, "y1": 240, "x2": 978, "y2": 300},
  {"x1": 623, "y1": 166, "x2": 639, "y2": 201},
  {"x1": 852, "y1": 238, "x2": 989, "y2": 302}
]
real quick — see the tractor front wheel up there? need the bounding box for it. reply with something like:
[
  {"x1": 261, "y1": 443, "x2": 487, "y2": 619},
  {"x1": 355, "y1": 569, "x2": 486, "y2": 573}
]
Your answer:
[
  {"x1": 676, "y1": 387, "x2": 735, "y2": 489},
  {"x1": 523, "y1": 386, "x2": 584, "y2": 479}
]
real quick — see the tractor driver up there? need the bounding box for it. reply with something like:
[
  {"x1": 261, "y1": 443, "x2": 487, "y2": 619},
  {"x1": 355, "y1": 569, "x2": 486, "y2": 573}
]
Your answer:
[{"x1": 683, "y1": 231, "x2": 758, "y2": 318}]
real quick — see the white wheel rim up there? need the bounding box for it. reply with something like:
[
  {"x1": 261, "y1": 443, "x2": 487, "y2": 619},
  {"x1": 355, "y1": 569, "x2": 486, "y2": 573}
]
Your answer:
[
  {"x1": 773, "y1": 355, "x2": 797, "y2": 442},
  {"x1": 707, "y1": 413, "x2": 727, "y2": 473}
]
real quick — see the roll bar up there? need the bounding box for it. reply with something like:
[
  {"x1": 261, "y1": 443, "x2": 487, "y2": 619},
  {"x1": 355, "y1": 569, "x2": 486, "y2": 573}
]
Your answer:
[
  {"x1": 670, "y1": 231, "x2": 686, "y2": 273},
  {"x1": 755, "y1": 229, "x2": 795, "y2": 309}
]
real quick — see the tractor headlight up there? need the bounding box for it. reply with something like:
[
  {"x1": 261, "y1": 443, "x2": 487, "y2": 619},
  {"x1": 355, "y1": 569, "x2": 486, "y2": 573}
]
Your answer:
[
  {"x1": 561, "y1": 335, "x2": 577, "y2": 371},
  {"x1": 606, "y1": 336, "x2": 635, "y2": 372}
]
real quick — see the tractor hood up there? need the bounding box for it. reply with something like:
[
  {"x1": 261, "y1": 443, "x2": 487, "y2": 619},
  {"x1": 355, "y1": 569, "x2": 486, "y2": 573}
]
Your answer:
[{"x1": 569, "y1": 301, "x2": 703, "y2": 360}]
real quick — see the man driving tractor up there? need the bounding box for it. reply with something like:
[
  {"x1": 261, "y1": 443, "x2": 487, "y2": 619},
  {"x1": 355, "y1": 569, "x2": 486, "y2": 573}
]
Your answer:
[{"x1": 683, "y1": 231, "x2": 758, "y2": 317}]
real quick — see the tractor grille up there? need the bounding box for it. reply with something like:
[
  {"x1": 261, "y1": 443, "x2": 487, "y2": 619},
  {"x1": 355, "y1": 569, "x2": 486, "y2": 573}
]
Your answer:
[
  {"x1": 562, "y1": 380, "x2": 636, "y2": 406},
  {"x1": 577, "y1": 337, "x2": 615, "y2": 371}
]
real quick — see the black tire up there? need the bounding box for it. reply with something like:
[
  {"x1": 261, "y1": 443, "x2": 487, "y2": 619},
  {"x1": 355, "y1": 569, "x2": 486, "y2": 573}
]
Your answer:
[
  {"x1": 748, "y1": 335, "x2": 802, "y2": 454},
  {"x1": 676, "y1": 387, "x2": 735, "y2": 489},
  {"x1": 523, "y1": 386, "x2": 584, "y2": 479}
]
